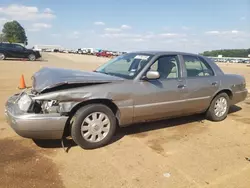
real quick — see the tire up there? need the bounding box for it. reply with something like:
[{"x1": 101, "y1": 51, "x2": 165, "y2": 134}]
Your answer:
[
  {"x1": 28, "y1": 54, "x2": 36, "y2": 61},
  {"x1": 0, "y1": 53, "x2": 5, "y2": 60},
  {"x1": 206, "y1": 92, "x2": 230, "y2": 121},
  {"x1": 71, "y1": 104, "x2": 117, "y2": 149}
]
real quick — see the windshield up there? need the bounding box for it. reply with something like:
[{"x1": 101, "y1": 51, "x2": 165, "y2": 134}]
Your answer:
[{"x1": 95, "y1": 53, "x2": 154, "y2": 79}]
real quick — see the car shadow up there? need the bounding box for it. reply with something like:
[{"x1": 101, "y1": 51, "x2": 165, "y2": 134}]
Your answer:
[
  {"x1": 109, "y1": 105, "x2": 242, "y2": 145},
  {"x1": 33, "y1": 105, "x2": 242, "y2": 152},
  {"x1": 1, "y1": 58, "x2": 48, "y2": 62},
  {"x1": 1, "y1": 58, "x2": 28, "y2": 62},
  {"x1": 32, "y1": 138, "x2": 77, "y2": 153},
  {"x1": 228, "y1": 105, "x2": 242, "y2": 113}
]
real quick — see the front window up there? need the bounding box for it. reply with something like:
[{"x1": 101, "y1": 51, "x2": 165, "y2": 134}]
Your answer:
[
  {"x1": 95, "y1": 53, "x2": 154, "y2": 79},
  {"x1": 149, "y1": 55, "x2": 180, "y2": 79}
]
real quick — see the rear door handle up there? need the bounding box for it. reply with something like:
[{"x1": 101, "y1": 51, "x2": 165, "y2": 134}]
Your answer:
[{"x1": 177, "y1": 84, "x2": 186, "y2": 89}]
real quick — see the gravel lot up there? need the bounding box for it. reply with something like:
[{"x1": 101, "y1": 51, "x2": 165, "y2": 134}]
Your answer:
[{"x1": 0, "y1": 52, "x2": 250, "y2": 188}]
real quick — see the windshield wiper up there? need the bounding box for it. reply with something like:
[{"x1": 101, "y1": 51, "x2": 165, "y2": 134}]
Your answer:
[
  {"x1": 94, "y1": 70, "x2": 105, "y2": 74},
  {"x1": 94, "y1": 70, "x2": 113, "y2": 76}
]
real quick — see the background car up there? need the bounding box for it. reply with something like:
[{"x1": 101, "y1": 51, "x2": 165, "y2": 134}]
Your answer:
[
  {"x1": 0, "y1": 42, "x2": 41, "y2": 61},
  {"x1": 96, "y1": 51, "x2": 112, "y2": 58}
]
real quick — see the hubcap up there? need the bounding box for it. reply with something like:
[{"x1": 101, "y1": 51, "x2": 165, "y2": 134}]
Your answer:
[
  {"x1": 29, "y1": 55, "x2": 35, "y2": 60},
  {"x1": 0, "y1": 53, "x2": 4, "y2": 60},
  {"x1": 81, "y1": 112, "x2": 110, "y2": 143},
  {"x1": 214, "y1": 97, "x2": 227, "y2": 117}
]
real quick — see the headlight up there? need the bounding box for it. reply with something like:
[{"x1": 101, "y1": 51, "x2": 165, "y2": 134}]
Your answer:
[
  {"x1": 42, "y1": 100, "x2": 59, "y2": 113},
  {"x1": 17, "y1": 93, "x2": 32, "y2": 111}
]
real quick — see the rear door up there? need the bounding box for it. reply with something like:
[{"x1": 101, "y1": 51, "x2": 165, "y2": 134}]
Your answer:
[
  {"x1": 9, "y1": 44, "x2": 26, "y2": 58},
  {"x1": 1, "y1": 43, "x2": 13, "y2": 57},
  {"x1": 179, "y1": 54, "x2": 219, "y2": 114}
]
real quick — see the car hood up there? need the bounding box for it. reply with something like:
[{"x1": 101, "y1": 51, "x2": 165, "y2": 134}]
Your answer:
[
  {"x1": 26, "y1": 49, "x2": 41, "y2": 55},
  {"x1": 31, "y1": 67, "x2": 124, "y2": 93},
  {"x1": 26, "y1": 48, "x2": 36, "y2": 52}
]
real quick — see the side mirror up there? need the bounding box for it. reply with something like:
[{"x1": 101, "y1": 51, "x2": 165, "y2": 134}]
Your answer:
[{"x1": 145, "y1": 70, "x2": 160, "y2": 80}]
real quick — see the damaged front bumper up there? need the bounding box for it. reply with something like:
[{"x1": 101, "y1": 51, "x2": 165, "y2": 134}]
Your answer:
[{"x1": 4, "y1": 93, "x2": 68, "y2": 139}]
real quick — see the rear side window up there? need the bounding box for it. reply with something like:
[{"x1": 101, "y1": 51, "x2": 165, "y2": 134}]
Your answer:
[
  {"x1": 12, "y1": 44, "x2": 24, "y2": 50},
  {"x1": 1, "y1": 43, "x2": 11, "y2": 48},
  {"x1": 183, "y1": 55, "x2": 214, "y2": 77}
]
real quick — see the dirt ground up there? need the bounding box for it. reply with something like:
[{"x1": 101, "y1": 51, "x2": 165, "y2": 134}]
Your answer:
[{"x1": 0, "y1": 53, "x2": 250, "y2": 188}]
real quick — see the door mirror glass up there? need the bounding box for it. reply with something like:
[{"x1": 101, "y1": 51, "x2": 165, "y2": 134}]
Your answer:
[{"x1": 146, "y1": 70, "x2": 160, "y2": 80}]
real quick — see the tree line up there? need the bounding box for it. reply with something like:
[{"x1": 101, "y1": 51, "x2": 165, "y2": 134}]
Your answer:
[
  {"x1": 0, "y1": 20, "x2": 28, "y2": 45},
  {"x1": 200, "y1": 49, "x2": 250, "y2": 58}
]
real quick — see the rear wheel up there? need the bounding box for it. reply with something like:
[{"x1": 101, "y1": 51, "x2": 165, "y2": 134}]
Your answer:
[
  {"x1": 0, "y1": 53, "x2": 5, "y2": 60},
  {"x1": 71, "y1": 104, "x2": 117, "y2": 149},
  {"x1": 206, "y1": 93, "x2": 230, "y2": 121},
  {"x1": 28, "y1": 54, "x2": 36, "y2": 61}
]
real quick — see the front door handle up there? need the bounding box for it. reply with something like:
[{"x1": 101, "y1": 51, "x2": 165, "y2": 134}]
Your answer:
[
  {"x1": 177, "y1": 84, "x2": 186, "y2": 89},
  {"x1": 211, "y1": 81, "x2": 218, "y2": 86}
]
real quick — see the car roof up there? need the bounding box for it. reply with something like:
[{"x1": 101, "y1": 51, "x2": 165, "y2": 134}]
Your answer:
[{"x1": 131, "y1": 50, "x2": 201, "y2": 57}]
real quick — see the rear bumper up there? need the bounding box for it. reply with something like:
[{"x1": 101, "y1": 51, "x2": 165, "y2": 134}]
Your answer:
[
  {"x1": 4, "y1": 94, "x2": 68, "y2": 139},
  {"x1": 232, "y1": 88, "x2": 248, "y2": 104}
]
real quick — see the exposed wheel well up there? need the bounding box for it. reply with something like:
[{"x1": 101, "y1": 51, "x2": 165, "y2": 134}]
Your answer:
[
  {"x1": 204, "y1": 89, "x2": 233, "y2": 114},
  {"x1": 63, "y1": 99, "x2": 120, "y2": 137},
  {"x1": 206, "y1": 89, "x2": 233, "y2": 111},
  {"x1": 70, "y1": 99, "x2": 119, "y2": 116},
  {"x1": 215, "y1": 89, "x2": 233, "y2": 100}
]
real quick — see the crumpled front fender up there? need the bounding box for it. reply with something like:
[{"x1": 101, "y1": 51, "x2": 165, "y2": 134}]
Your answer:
[
  {"x1": 32, "y1": 89, "x2": 115, "y2": 113},
  {"x1": 32, "y1": 90, "x2": 92, "y2": 102}
]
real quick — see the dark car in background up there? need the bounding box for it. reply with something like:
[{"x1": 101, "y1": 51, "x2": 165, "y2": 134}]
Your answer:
[{"x1": 0, "y1": 42, "x2": 41, "y2": 61}]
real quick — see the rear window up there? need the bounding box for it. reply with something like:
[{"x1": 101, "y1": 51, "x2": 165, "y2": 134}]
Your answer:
[
  {"x1": 183, "y1": 55, "x2": 214, "y2": 77},
  {"x1": 1, "y1": 43, "x2": 11, "y2": 48},
  {"x1": 12, "y1": 44, "x2": 24, "y2": 50}
]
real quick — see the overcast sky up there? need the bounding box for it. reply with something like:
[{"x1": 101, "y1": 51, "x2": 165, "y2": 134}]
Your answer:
[{"x1": 0, "y1": 0, "x2": 249, "y2": 53}]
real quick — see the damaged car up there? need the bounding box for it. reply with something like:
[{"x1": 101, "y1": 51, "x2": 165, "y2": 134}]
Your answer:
[{"x1": 5, "y1": 51, "x2": 248, "y2": 149}]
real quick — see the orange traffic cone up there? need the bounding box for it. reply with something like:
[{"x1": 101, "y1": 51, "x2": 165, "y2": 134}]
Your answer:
[{"x1": 18, "y1": 74, "x2": 26, "y2": 89}]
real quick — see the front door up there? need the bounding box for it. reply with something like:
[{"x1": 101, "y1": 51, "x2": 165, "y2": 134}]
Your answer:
[
  {"x1": 133, "y1": 55, "x2": 186, "y2": 123},
  {"x1": 179, "y1": 54, "x2": 219, "y2": 114}
]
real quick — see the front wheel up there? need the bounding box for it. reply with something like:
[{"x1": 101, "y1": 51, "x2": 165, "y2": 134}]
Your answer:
[
  {"x1": 28, "y1": 54, "x2": 36, "y2": 61},
  {"x1": 71, "y1": 104, "x2": 117, "y2": 149},
  {"x1": 206, "y1": 93, "x2": 230, "y2": 121}
]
